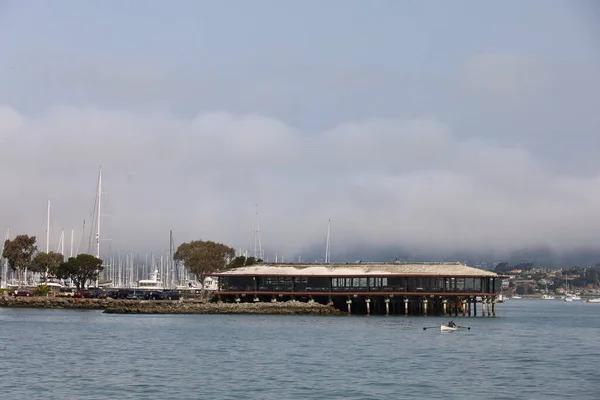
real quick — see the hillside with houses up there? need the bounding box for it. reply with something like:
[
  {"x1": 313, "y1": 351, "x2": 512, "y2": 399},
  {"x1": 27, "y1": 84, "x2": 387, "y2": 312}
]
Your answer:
[{"x1": 495, "y1": 263, "x2": 600, "y2": 297}]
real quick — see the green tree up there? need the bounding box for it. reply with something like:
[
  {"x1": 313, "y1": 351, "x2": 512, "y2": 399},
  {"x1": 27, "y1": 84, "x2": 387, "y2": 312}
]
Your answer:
[
  {"x1": 56, "y1": 254, "x2": 103, "y2": 290},
  {"x1": 229, "y1": 256, "x2": 263, "y2": 269},
  {"x1": 2, "y1": 235, "x2": 37, "y2": 287},
  {"x1": 494, "y1": 262, "x2": 510, "y2": 273},
  {"x1": 174, "y1": 240, "x2": 235, "y2": 289},
  {"x1": 30, "y1": 251, "x2": 65, "y2": 281}
]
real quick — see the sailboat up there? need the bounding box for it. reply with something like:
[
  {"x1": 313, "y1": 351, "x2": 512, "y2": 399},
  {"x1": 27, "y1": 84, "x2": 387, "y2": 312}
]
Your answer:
[
  {"x1": 562, "y1": 273, "x2": 581, "y2": 301},
  {"x1": 541, "y1": 282, "x2": 555, "y2": 299}
]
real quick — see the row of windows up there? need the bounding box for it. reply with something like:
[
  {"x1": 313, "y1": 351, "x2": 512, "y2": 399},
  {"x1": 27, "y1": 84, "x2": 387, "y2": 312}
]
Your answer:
[
  {"x1": 223, "y1": 276, "x2": 499, "y2": 292},
  {"x1": 331, "y1": 277, "x2": 388, "y2": 287}
]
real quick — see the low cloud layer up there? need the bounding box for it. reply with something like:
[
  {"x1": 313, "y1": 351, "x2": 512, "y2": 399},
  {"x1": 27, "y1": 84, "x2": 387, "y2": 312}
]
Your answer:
[
  {"x1": 1, "y1": 2, "x2": 599, "y2": 264},
  {"x1": 2, "y1": 105, "x2": 600, "y2": 262}
]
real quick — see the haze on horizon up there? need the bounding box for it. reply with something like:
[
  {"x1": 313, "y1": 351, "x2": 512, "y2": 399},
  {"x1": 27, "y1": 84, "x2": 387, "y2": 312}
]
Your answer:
[{"x1": 1, "y1": 1, "x2": 599, "y2": 265}]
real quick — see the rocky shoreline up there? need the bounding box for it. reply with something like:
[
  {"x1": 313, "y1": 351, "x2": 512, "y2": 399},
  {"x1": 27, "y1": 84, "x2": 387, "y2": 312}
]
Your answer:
[{"x1": 0, "y1": 296, "x2": 343, "y2": 315}]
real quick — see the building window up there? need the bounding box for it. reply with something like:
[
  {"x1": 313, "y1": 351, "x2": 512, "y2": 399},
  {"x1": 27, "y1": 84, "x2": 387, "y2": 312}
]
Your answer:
[{"x1": 264, "y1": 277, "x2": 278, "y2": 286}]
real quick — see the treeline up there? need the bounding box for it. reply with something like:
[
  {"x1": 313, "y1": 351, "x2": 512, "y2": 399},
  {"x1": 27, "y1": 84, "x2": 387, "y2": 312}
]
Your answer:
[
  {"x1": 561, "y1": 266, "x2": 600, "y2": 288},
  {"x1": 3, "y1": 235, "x2": 261, "y2": 289},
  {"x1": 2, "y1": 234, "x2": 103, "y2": 290},
  {"x1": 494, "y1": 262, "x2": 536, "y2": 273}
]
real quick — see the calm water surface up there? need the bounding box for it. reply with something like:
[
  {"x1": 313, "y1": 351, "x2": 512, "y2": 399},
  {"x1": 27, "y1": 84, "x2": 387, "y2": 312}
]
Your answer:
[{"x1": 1, "y1": 300, "x2": 599, "y2": 399}]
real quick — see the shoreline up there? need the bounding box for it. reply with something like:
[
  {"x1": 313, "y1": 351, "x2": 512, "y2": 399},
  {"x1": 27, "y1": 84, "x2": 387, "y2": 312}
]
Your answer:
[{"x1": 0, "y1": 296, "x2": 343, "y2": 315}]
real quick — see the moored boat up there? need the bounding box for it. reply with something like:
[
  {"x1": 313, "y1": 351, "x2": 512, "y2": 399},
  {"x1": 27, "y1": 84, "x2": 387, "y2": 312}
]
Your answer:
[
  {"x1": 586, "y1": 298, "x2": 600, "y2": 303},
  {"x1": 138, "y1": 269, "x2": 164, "y2": 290}
]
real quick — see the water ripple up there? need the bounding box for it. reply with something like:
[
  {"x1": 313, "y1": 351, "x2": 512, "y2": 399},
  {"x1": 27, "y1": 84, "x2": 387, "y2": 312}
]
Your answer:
[{"x1": 1, "y1": 301, "x2": 599, "y2": 399}]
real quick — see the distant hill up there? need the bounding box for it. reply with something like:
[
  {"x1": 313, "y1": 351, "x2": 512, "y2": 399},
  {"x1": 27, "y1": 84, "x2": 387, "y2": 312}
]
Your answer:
[{"x1": 295, "y1": 243, "x2": 600, "y2": 270}]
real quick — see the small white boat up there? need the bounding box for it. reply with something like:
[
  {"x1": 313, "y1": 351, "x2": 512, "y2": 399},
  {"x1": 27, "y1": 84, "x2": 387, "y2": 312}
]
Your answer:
[
  {"x1": 440, "y1": 325, "x2": 459, "y2": 332},
  {"x1": 586, "y1": 298, "x2": 600, "y2": 303},
  {"x1": 563, "y1": 294, "x2": 581, "y2": 302},
  {"x1": 511, "y1": 295, "x2": 522, "y2": 299},
  {"x1": 138, "y1": 269, "x2": 164, "y2": 290},
  {"x1": 541, "y1": 294, "x2": 555, "y2": 300}
]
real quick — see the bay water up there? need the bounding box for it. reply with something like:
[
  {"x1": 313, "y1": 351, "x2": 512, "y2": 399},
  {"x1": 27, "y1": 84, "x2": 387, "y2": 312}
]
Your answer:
[{"x1": 1, "y1": 300, "x2": 599, "y2": 399}]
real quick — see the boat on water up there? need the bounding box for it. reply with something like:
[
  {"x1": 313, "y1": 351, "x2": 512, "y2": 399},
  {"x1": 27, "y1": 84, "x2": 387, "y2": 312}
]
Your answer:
[
  {"x1": 138, "y1": 269, "x2": 164, "y2": 290},
  {"x1": 439, "y1": 321, "x2": 468, "y2": 332},
  {"x1": 563, "y1": 294, "x2": 581, "y2": 302},
  {"x1": 511, "y1": 295, "x2": 522, "y2": 299},
  {"x1": 541, "y1": 282, "x2": 555, "y2": 299},
  {"x1": 440, "y1": 325, "x2": 460, "y2": 332},
  {"x1": 562, "y1": 273, "x2": 580, "y2": 301},
  {"x1": 586, "y1": 298, "x2": 600, "y2": 303},
  {"x1": 423, "y1": 321, "x2": 469, "y2": 332}
]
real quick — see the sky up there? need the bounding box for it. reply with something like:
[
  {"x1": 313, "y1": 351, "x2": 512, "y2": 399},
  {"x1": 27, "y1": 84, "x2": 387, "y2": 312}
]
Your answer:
[{"x1": 1, "y1": 0, "x2": 599, "y2": 264}]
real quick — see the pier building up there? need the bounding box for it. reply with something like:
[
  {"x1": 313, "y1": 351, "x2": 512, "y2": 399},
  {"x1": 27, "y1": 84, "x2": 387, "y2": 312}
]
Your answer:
[{"x1": 210, "y1": 262, "x2": 504, "y2": 316}]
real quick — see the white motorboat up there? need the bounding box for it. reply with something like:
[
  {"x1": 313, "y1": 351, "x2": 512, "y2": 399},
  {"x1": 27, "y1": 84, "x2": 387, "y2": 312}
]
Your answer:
[
  {"x1": 586, "y1": 298, "x2": 600, "y2": 303},
  {"x1": 138, "y1": 269, "x2": 164, "y2": 290}
]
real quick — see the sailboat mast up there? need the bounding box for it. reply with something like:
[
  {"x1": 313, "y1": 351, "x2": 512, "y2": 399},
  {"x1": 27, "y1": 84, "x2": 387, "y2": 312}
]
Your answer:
[
  {"x1": 46, "y1": 200, "x2": 51, "y2": 253},
  {"x1": 1, "y1": 228, "x2": 9, "y2": 288},
  {"x1": 76, "y1": 219, "x2": 85, "y2": 256},
  {"x1": 95, "y1": 167, "x2": 102, "y2": 259},
  {"x1": 254, "y1": 204, "x2": 262, "y2": 259},
  {"x1": 70, "y1": 230, "x2": 74, "y2": 258},
  {"x1": 325, "y1": 218, "x2": 331, "y2": 264},
  {"x1": 59, "y1": 230, "x2": 65, "y2": 256},
  {"x1": 169, "y1": 230, "x2": 174, "y2": 287}
]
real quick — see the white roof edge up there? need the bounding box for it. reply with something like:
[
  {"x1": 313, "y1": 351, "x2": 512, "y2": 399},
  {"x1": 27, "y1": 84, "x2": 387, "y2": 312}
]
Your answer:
[{"x1": 215, "y1": 263, "x2": 500, "y2": 277}]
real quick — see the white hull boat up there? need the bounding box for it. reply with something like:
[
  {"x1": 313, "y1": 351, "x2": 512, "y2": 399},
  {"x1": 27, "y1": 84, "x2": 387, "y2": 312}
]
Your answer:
[
  {"x1": 424, "y1": 322, "x2": 469, "y2": 332},
  {"x1": 138, "y1": 269, "x2": 164, "y2": 290},
  {"x1": 586, "y1": 298, "x2": 600, "y2": 303},
  {"x1": 440, "y1": 325, "x2": 459, "y2": 332},
  {"x1": 563, "y1": 294, "x2": 581, "y2": 302}
]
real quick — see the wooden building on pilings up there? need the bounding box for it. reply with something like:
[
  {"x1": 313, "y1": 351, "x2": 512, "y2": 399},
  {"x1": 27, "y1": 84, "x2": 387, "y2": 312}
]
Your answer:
[{"x1": 210, "y1": 262, "x2": 504, "y2": 316}]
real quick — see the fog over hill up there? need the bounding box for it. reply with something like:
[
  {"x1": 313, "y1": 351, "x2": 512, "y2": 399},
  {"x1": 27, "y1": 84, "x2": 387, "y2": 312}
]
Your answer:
[
  {"x1": 1, "y1": 2, "x2": 599, "y2": 265},
  {"x1": 297, "y1": 244, "x2": 600, "y2": 270}
]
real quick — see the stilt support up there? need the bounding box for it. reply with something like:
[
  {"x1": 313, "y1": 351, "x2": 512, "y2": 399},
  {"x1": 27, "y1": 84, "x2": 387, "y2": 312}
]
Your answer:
[{"x1": 385, "y1": 297, "x2": 390, "y2": 315}]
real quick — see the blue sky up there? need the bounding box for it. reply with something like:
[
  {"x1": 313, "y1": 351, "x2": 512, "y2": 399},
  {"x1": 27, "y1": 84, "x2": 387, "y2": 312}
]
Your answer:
[{"x1": 0, "y1": 1, "x2": 599, "y2": 261}]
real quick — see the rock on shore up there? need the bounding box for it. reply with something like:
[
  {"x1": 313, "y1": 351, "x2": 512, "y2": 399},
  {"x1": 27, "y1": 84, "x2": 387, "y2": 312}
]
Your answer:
[
  {"x1": 0, "y1": 296, "x2": 107, "y2": 310},
  {"x1": 104, "y1": 300, "x2": 342, "y2": 315},
  {"x1": 0, "y1": 296, "x2": 342, "y2": 316}
]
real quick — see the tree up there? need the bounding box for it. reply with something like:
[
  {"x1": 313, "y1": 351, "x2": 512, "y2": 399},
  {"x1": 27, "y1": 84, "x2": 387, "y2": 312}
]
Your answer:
[
  {"x1": 30, "y1": 251, "x2": 65, "y2": 281},
  {"x1": 229, "y1": 256, "x2": 263, "y2": 269},
  {"x1": 56, "y1": 254, "x2": 103, "y2": 290},
  {"x1": 174, "y1": 240, "x2": 235, "y2": 289},
  {"x1": 494, "y1": 262, "x2": 510, "y2": 273},
  {"x1": 2, "y1": 235, "x2": 37, "y2": 287}
]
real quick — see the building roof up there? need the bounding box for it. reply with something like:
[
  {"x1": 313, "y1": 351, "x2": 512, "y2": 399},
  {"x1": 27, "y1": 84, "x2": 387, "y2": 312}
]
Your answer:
[{"x1": 213, "y1": 262, "x2": 500, "y2": 277}]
